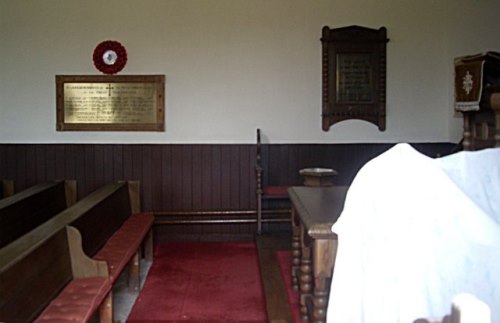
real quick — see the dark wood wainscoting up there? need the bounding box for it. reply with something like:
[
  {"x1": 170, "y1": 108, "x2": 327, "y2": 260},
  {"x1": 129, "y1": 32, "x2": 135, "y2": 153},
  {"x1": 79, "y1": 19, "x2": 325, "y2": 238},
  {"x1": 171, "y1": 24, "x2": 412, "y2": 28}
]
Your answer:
[{"x1": 0, "y1": 143, "x2": 456, "y2": 238}]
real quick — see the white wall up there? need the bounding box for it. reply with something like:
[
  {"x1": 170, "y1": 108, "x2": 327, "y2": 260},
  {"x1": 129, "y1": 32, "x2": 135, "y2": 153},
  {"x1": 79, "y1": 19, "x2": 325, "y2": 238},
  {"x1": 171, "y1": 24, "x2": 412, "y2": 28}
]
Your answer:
[{"x1": 1, "y1": 0, "x2": 499, "y2": 144}]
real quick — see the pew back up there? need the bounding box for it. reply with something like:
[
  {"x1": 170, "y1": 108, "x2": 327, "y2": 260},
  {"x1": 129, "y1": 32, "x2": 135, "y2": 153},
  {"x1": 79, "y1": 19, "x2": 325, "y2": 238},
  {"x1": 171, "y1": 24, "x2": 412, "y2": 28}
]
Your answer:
[
  {"x1": 71, "y1": 182, "x2": 132, "y2": 256},
  {"x1": 1, "y1": 180, "x2": 14, "y2": 198},
  {"x1": 0, "y1": 180, "x2": 76, "y2": 248},
  {"x1": 42, "y1": 181, "x2": 138, "y2": 257},
  {"x1": 0, "y1": 224, "x2": 73, "y2": 322}
]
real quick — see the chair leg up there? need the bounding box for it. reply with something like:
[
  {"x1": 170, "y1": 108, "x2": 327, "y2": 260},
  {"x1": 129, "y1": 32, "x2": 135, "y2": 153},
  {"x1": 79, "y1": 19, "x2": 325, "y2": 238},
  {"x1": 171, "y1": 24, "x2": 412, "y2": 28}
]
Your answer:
[{"x1": 257, "y1": 192, "x2": 262, "y2": 234}]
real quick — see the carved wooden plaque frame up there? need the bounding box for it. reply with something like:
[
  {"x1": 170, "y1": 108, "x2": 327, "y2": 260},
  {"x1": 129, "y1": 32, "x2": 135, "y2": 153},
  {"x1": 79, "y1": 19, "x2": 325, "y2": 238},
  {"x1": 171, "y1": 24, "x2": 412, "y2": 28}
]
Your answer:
[
  {"x1": 56, "y1": 75, "x2": 165, "y2": 131},
  {"x1": 321, "y1": 26, "x2": 388, "y2": 131}
]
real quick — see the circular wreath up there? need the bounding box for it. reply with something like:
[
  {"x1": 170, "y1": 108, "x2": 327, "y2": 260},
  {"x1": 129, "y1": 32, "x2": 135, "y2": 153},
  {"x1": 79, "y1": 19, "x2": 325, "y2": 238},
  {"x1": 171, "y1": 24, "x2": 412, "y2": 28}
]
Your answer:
[{"x1": 93, "y1": 40, "x2": 127, "y2": 74}]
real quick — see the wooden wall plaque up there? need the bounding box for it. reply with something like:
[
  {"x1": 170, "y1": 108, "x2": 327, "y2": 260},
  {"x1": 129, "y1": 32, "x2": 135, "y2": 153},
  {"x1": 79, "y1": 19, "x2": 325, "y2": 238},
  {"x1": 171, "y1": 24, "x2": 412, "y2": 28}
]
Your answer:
[
  {"x1": 321, "y1": 26, "x2": 389, "y2": 131},
  {"x1": 56, "y1": 75, "x2": 165, "y2": 131}
]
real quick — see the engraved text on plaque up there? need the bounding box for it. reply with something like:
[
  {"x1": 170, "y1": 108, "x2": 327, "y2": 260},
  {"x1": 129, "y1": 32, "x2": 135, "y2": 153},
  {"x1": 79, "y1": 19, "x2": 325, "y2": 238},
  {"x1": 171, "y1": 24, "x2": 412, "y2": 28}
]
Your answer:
[
  {"x1": 64, "y1": 83, "x2": 157, "y2": 124},
  {"x1": 336, "y1": 53, "x2": 373, "y2": 103}
]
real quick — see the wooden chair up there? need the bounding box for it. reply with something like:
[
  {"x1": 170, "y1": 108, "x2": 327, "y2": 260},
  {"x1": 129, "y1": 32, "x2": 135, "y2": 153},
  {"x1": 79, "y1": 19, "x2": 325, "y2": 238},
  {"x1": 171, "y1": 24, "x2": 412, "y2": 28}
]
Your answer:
[{"x1": 255, "y1": 128, "x2": 290, "y2": 234}]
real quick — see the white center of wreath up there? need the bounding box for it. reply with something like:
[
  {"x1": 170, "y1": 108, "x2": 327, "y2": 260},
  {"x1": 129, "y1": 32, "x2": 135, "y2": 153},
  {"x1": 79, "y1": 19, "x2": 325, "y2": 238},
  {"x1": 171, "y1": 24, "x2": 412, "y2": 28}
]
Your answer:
[{"x1": 103, "y1": 50, "x2": 118, "y2": 65}]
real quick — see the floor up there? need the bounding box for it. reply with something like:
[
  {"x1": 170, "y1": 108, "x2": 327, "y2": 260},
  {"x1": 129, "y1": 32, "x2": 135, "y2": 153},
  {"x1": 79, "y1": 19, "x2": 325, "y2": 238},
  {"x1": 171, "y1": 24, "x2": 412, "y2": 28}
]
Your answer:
[
  {"x1": 112, "y1": 232, "x2": 293, "y2": 323},
  {"x1": 256, "y1": 233, "x2": 294, "y2": 323},
  {"x1": 113, "y1": 259, "x2": 153, "y2": 323}
]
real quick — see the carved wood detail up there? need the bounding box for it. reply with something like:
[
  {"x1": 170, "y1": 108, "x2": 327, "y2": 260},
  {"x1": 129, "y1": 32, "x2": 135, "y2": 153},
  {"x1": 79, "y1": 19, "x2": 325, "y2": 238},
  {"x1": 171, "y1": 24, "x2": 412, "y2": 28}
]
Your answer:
[{"x1": 321, "y1": 25, "x2": 389, "y2": 131}]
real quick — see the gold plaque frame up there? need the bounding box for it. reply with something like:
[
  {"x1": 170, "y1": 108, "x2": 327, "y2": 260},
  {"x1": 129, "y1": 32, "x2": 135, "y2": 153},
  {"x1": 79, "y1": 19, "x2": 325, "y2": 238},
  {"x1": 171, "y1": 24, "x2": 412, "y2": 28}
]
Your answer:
[{"x1": 56, "y1": 75, "x2": 165, "y2": 131}]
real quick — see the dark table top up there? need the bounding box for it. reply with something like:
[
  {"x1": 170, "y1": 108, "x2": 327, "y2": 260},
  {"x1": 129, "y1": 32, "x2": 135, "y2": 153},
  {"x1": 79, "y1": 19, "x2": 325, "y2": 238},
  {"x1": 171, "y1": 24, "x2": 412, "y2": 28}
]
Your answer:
[{"x1": 288, "y1": 186, "x2": 349, "y2": 239}]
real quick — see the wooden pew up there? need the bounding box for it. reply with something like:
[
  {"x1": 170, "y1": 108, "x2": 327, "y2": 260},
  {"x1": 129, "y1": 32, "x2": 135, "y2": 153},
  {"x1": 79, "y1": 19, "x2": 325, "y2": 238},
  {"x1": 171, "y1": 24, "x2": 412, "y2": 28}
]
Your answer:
[
  {"x1": 56, "y1": 181, "x2": 153, "y2": 321},
  {"x1": 44, "y1": 181, "x2": 152, "y2": 321},
  {"x1": 0, "y1": 217, "x2": 112, "y2": 322},
  {"x1": 0, "y1": 181, "x2": 153, "y2": 322},
  {"x1": 1, "y1": 180, "x2": 14, "y2": 198},
  {"x1": 0, "y1": 180, "x2": 76, "y2": 248},
  {"x1": 65, "y1": 181, "x2": 153, "y2": 288}
]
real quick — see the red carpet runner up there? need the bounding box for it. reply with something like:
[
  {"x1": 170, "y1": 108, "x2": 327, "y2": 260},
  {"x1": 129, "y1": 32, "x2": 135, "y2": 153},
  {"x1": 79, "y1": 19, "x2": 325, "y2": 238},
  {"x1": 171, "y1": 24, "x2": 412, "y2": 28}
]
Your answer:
[{"x1": 127, "y1": 242, "x2": 267, "y2": 322}]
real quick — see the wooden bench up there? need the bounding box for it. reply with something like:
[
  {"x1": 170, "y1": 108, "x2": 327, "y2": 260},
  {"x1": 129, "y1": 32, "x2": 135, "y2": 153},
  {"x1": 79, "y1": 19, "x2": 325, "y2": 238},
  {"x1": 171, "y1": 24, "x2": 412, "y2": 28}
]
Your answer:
[
  {"x1": 0, "y1": 180, "x2": 76, "y2": 248},
  {"x1": 39, "y1": 181, "x2": 153, "y2": 321},
  {"x1": 0, "y1": 181, "x2": 154, "y2": 322},
  {"x1": 1, "y1": 179, "x2": 14, "y2": 198},
  {"x1": 0, "y1": 217, "x2": 112, "y2": 322},
  {"x1": 67, "y1": 181, "x2": 153, "y2": 289}
]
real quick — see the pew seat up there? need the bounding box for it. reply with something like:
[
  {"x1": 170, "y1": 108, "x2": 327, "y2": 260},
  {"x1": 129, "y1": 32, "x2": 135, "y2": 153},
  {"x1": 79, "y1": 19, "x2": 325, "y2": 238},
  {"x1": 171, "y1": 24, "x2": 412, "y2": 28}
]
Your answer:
[
  {"x1": 35, "y1": 276, "x2": 112, "y2": 323},
  {"x1": 94, "y1": 213, "x2": 154, "y2": 287}
]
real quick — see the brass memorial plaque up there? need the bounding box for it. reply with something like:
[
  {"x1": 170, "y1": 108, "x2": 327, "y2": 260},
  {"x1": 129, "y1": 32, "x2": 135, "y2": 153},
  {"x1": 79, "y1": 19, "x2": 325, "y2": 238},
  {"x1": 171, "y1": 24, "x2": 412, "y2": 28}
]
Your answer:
[{"x1": 56, "y1": 75, "x2": 165, "y2": 131}]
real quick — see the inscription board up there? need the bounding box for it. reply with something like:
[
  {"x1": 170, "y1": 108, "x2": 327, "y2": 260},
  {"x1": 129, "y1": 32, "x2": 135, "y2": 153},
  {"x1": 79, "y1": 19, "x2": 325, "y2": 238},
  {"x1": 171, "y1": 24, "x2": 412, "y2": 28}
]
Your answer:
[
  {"x1": 321, "y1": 25, "x2": 388, "y2": 131},
  {"x1": 336, "y1": 53, "x2": 372, "y2": 103},
  {"x1": 56, "y1": 75, "x2": 165, "y2": 131}
]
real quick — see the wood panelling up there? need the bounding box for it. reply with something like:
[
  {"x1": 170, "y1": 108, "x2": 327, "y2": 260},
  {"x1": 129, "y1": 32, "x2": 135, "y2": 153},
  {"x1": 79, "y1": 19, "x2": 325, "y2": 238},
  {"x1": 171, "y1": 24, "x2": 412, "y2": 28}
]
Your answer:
[{"x1": 0, "y1": 142, "x2": 456, "y2": 235}]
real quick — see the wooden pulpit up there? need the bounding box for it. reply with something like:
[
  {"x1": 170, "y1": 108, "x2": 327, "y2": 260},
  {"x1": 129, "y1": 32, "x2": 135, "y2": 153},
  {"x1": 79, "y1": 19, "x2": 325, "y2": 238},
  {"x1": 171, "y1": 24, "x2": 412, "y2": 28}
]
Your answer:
[{"x1": 454, "y1": 51, "x2": 500, "y2": 150}]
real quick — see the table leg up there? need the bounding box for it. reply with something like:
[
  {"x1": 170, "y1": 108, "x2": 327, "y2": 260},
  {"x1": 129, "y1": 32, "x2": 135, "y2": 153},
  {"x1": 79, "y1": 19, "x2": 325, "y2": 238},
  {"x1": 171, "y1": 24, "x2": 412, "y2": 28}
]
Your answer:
[
  {"x1": 312, "y1": 277, "x2": 328, "y2": 323},
  {"x1": 311, "y1": 238, "x2": 337, "y2": 323},
  {"x1": 291, "y1": 208, "x2": 301, "y2": 291},
  {"x1": 299, "y1": 224, "x2": 313, "y2": 322}
]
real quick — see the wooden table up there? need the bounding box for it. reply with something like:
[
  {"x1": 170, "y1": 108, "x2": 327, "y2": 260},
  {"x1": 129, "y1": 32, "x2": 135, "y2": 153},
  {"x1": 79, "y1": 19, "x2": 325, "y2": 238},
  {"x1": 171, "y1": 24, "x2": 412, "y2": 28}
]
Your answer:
[{"x1": 288, "y1": 186, "x2": 349, "y2": 323}]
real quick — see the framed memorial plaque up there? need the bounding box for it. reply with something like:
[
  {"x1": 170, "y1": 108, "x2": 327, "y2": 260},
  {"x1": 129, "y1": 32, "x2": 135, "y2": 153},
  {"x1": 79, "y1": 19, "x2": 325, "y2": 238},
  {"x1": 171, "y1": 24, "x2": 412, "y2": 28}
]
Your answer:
[
  {"x1": 321, "y1": 25, "x2": 388, "y2": 131},
  {"x1": 56, "y1": 75, "x2": 165, "y2": 131}
]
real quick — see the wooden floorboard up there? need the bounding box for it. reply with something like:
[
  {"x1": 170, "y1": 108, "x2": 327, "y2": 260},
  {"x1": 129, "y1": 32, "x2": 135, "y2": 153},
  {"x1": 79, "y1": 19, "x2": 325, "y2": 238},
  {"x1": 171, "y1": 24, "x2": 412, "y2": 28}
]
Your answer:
[{"x1": 256, "y1": 233, "x2": 293, "y2": 323}]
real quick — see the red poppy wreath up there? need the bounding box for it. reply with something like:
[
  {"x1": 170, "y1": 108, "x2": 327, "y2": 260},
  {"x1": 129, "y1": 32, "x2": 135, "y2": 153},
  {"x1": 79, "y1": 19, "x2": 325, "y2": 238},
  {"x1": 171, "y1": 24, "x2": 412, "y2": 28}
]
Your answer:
[{"x1": 93, "y1": 40, "x2": 127, "y2": 74}]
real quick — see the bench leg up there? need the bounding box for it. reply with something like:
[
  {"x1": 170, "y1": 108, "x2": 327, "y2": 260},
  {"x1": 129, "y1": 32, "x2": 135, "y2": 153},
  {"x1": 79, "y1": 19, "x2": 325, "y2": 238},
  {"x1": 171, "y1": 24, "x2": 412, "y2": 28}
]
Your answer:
[
  {"x1": 128, "y1": 251, "x2": 140, "y2": 292},
  {"x1": 144, "y1": 228, "x2": 154, "y2": 262},
  {"x1": 99, "y1": 291, "x2": 113, "y2": 323}
]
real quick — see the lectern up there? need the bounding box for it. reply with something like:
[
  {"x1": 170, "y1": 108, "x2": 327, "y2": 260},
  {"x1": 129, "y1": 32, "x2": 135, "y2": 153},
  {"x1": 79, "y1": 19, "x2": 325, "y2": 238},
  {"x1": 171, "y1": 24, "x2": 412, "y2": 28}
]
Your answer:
[{"x1": 454, "y1": 52, "x2": 500, "y2": 150}]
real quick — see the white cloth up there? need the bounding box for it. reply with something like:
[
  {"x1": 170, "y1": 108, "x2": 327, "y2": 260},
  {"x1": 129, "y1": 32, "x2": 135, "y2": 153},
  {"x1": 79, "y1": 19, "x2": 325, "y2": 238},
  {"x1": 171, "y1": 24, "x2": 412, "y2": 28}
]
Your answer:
[
  {"x1": 452, "y1": 293, "x2": 491, "y2": 323},
  {"x1": 327, "y1": 143, "x2": 500, "y2": 323},
  {"x1": 435, "y1": 147, "x2": 500, "y2": 222}
]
